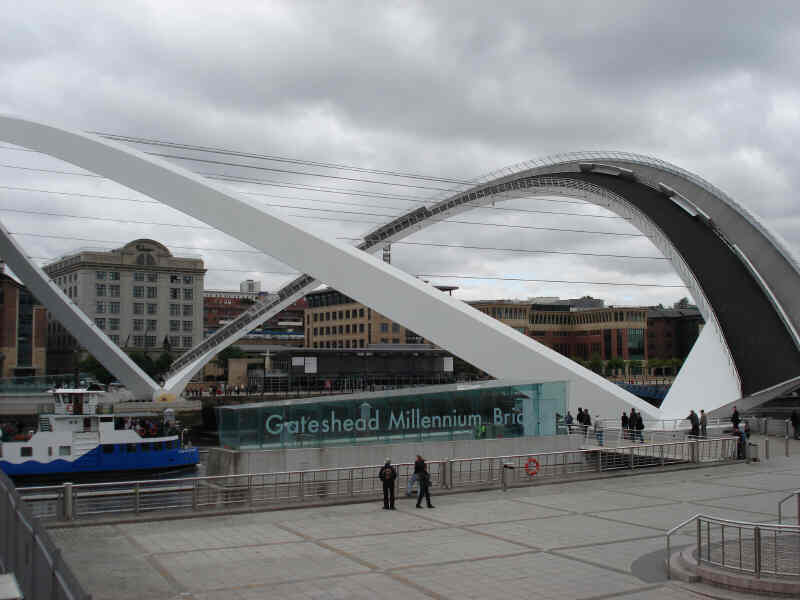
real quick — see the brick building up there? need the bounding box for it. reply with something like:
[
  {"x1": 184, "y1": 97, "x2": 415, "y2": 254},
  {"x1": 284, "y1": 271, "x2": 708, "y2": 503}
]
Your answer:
[
  {"x1": 0, "y1": 269, "x2": 47, "y2": 377},
  {"x1": 646, "y1": 307, "x2": 703, "y2": 360}
]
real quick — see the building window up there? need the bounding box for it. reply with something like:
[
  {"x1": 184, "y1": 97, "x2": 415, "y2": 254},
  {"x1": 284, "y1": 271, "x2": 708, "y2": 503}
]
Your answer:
[
  {"x1": 133, "y1": 286, "x2": 144, "y2": 298},
  {"x1": 110, "y1": 302, "x2": 120, "y2": 314},
  {"x1": 359, "y1": 308, "x2": 365, "y2": 317},
  {"x1": 345, "y1": 310, "x2": 350, "y2": 319},
  {"x1": 147, "y1": 303, "x2": 158, "y2": 314},
  {"x1": 146, "y1": 319, "x2": 157, "y2": 331},
  {"x1": 182, "y1": 336, "x2": 193, "y2": 347},
  {"x1": 392, "y1": 323, "x2": 400, "y2": 333},
  {"x1": 182, "y1": 320, "x2": 192, "y2": 331},
  {"x1": 325, "y1": 312, "x2": 330, "y2": 321},
  {"x1": 109, "y1": 271, "x2": 120, "y2": 281},
  {"x1": 59, "y1": 446, "x2": 71, "y2": 456},
  {"x1": 96, "y1": 284, "x2": 106, "y2": 297},
  {"x1": 133, "y1": 335, "x2": 144, "y2": 347},
  {"x1": 95, "y1": 318, "x2": 106, "y2": 329},
  {"x1": 627, "y1": 328, "x2": 645, "y2": 361},
  {"x1": 109, "y1": 318, "x2": 119, "y2": 331},
  {"x1": 169, "y1": 304, "x2": 180, "y2": 316},
  {"x1": 170, "y1": 274, "x2": 180, "y2": 284},
  {"x1": 110, "y1": 285, "x2": 120, "y2": 297},
  {"x1": 183, "y1": 288, "x2": 193, "y2": 301},
  {"x1": 325, "y1": 326, "x2": 331, "y2": 335},
  {"x1": 96, "y1": 301, "x2": 106, "y2": 314},
  {"x1": 145, "y1": 336, "x2": 157, "y2": 347},
  {"x1": 170, "y1": 320, "x2": 180, "y2": 332},
  {"x1": 133, "y1": 319, "x2": 144, "y2": 331},
  {"x1": 109, "y1": 334, "x2": 120, "y2": 345},
  {"x1": 359, "y1": 323, "x2": 364, "y2": 333},
  {"x1": 392, "y1": 338, "x2": 400, "y2": 344},
  {"x1": 147, "y1": 287, "x2": 157, "y2": 298},
  {"x1": 182, "y1": 305, "x2": 193, "y2": 316},
  {"x1": 133, "y1": 303, "x2": 144, "y2": 315},
  {"x1": 331, "y1": 311, "x2": 337, "y2": 321},
  {"x1": 345, "y1": 324, "x2": 350, "y2": 333},
  {"x1": 183, "y1": 275, "x2": 193, "y2": 284},
  {"x1": 169, "y1": 335, "x2": 180, "y2": 348},
  {"x1": 170, "y1": 288, "x2": 180, "y2": 299},
  {"x1": 96, "y1": 271, "x2": 106, "y2": 280},
  {"x1": 137, "y1": 254, "x2": 155, "y2": 266},
  {"x1": 380, "y1": 323, "x2": 389, "y2": 333},
  {"x1": 313, "y1": 313, "x2": 318, "y2": 322},
  {"x1": 134, "y1": 272, "x2": 145, "y2": 281},
  {"x1": 147, "y1": 272, "x2": 158, "y2": 282}
]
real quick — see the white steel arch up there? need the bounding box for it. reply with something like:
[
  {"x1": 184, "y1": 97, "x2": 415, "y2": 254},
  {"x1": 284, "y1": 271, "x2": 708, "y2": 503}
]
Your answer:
[
  {"x1": 0, "y1": 115, "x2": 660, "y2": 419},
  {"x1": 165, "y1": 153, "x2": 800, "y2": 417}
]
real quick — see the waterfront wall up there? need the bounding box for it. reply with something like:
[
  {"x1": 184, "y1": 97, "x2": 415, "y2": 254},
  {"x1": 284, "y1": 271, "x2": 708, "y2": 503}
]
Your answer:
[{"x1": 207, "y1": 433, "x2": 584, "y2": 475}]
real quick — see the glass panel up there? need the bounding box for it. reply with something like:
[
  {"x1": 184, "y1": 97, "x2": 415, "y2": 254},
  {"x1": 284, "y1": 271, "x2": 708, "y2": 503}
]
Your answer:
[{"x1": 217, "y1": 380, "x2": 567, "y2": 450}]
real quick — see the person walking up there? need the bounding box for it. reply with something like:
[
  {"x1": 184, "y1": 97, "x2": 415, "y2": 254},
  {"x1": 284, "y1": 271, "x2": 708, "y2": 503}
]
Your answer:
[
  {"x1": 594, "y1": 415, "x2": 604, "y2": 446},
  {"x1": 687, "y1": 410, "x2": 699, "y2": 438},
  {"x1": 634, "y1": 410, "x2": 644, "y2": 442},
  {"x1": 699, "y1": 409, "x2": 708, "y2": 438},
  {"x1": 791, "y1": 409, "x2": 799, "y2": 440},
  {"x1": 731, "y1": 406, "x2": 740, "y2": 431},
  {"x1": 565, "y1": 411, "x2": 574, "y2": 433},
  {"x1": 621, "y1": 411, "x2": 629, "y2": 440},
  {"x1": 407, "y1": 454, "x2": 424, "y2": 497},
  {"x1": 416, "y1": 460, "x2": 434, "y2": 509},
  {"x1": 378, "y1": 458, "x2": 397, "y2": 510}
]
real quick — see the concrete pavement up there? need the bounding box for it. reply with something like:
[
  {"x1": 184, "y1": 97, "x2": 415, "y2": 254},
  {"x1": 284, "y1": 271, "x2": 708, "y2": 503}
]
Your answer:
[{"x1": 48, "y1": 436, "x2": 800, "y2": 599}]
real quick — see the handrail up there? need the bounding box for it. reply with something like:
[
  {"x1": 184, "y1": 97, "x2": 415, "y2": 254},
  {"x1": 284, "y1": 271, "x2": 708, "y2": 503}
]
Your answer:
[
  {"x1": 666, "y1": 513, "x2": 703, "y2": 579},
  {"x1": 666, "y1": 513, "x2": 800, "y2": 580},
  {"x1": 778, "y1": 489, "x2": 800, "y2": 524}
]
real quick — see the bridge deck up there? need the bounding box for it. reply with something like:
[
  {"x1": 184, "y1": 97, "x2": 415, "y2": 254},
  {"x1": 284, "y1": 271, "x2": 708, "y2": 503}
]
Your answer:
[{"x1": 44, "y1": 435, "x2": 800, "y2": 600}]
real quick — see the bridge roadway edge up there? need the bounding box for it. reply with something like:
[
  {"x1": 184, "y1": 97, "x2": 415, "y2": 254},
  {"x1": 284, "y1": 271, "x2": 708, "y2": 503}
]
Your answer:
[{"x1": 42, "y1": 457, "x2": 737, "y2": 529}]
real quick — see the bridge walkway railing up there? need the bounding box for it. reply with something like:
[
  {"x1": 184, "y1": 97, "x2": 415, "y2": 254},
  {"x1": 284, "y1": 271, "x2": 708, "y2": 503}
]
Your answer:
[{"x1": 18, "y1": 437, "x2": 738, "y2": 524}]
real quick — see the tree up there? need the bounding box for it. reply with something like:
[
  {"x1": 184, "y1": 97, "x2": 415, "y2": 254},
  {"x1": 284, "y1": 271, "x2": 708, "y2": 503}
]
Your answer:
[
  {"x1": 588, "y1": 353, "x2": 604, "y2": 374},
  {"x1": 154, "y1": 351, "x2": 174, "y2": 377},
  {"x1": 607, "y1": 357, "x2": 625, "y2": 376},
  {"x1": 78, "y1": 354, "x2": 114, "y2": 384},
  {"x1": 129, "y1": 351, "x2": 157, "y2": 378}
]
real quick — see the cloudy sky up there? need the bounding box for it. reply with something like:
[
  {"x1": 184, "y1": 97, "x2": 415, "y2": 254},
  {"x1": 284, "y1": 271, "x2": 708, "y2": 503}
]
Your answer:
[{"x1": 1, "y1": 1, "x2": 798, "y2": 310}]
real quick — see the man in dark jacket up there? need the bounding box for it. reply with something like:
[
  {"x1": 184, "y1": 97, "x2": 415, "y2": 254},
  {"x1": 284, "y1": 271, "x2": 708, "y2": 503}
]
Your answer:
[
  {"x1": 415, "y1": 459, "x2": 434, "y2": 509},
  {"x1": 379, "y1": 458, "x2": 397, "y2": 510},
  {"x1": 731, "y1": 406, "x2": 740, "y2": 430},
  {"x1": 687, "y1": 410, "x2": 700, "y2": 438},
  {"x1": 791, "y1": 410, "x2": 799, "y2": 440}
]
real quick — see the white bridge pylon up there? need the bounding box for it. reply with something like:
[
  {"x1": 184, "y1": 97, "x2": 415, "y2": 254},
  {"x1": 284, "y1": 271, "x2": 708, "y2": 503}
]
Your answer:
[{"x1": 0, "y1": 115, "x2": 662, "y2": 417}]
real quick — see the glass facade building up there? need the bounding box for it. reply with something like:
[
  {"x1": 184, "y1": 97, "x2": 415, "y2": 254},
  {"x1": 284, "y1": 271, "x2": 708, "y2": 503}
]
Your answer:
[{"x1": 218, "y1": 379, "x2": 567, "y2": 449}]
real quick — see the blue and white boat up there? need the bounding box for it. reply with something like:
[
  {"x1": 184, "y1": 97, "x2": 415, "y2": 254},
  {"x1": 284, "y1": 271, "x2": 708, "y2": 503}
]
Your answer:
[{"x1": 0, "y1": 389, "x2": 199, "y2": 477}]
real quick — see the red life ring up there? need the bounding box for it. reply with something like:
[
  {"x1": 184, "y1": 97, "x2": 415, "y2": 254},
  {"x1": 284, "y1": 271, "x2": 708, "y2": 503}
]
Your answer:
[{"x1": 525, "y1": 457, "x2": 540, "y2": 477}]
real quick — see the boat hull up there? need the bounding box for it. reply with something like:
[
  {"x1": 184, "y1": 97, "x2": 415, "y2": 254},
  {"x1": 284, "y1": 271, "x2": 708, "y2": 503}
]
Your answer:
[{"x1": 1, "y1": 444, "x2": 199, "y2": 477}]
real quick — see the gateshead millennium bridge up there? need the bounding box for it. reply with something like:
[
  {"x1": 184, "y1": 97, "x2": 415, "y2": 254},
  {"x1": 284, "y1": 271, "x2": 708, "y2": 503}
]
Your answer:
[{"x1": 1, "y1": 115, "x2": 798, "y2": 419}]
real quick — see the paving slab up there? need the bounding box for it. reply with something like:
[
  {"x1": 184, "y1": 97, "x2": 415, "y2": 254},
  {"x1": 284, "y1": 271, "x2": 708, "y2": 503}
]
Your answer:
[
  {"x1": 399, "y1": 552, "x2": 647, "y2": 600},
  {"x1": 321, "y1": 526, "x2": 532, "y2": 569},
  {"x1": 46, "y1": 450, "x2": 800, "y2": 600},
  {"x1": 193, "y1": 572, "x2": 430, "y2": 600},
  {"x1": 467, "y1": 513, "x2": 661, "y2": 549},
  {"x1": 592, "y1": 502, "x2": 775, "y2": 532},
  {"x1": 162, "y1": 542, "x2": 368, "y2": 593}
]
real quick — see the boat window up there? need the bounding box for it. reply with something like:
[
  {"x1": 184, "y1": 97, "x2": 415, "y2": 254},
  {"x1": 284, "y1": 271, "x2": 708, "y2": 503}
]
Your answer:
[
  {"x1": 59, "y1": 446, "x2": 71, "y2": 456},
  {"x1": 21, "y1": 447, "x2": 33, "y2": 457},
  {"x1": 102, "y1": 445, "x2": 115, "y2": 454},
  {"x1": 100, "y1": 417, "x2": 113, "y2": 423},
  {"x1": 164, "y1": 440, "x2": 173, "y2": 449},
  {"x1": 153, "y1": 442, "x2": 162, "y2": 451},
  {"x1": 142, "y1": 443, "x2": 150, "y2": 451},
  {"x1": 48, "y1": 447, "x2": 53, "y2": 456},
  {"x1": 126, "y1": 444, "x2": 137, "y2": 453}
]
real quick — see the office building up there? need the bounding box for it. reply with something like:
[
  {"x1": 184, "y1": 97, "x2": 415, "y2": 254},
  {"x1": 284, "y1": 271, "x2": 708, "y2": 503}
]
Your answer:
[
  {"x1": 43, "y1": 239, "x2": 205, "y2": 356},
  {"x1": 0, "y1": 267, "x2": 47, "y2": 377}
]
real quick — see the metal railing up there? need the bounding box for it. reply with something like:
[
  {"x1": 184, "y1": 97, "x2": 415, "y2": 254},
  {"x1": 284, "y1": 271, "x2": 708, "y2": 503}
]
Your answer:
[
  {"x1": 0, "y1": 470, "x2": 90, "y2": 600},
  {"x1": 667, "y1": 514, "x2": 800, "y2": 579},
  {"x1": 18, "y1": 437, "x2": 738, "y2": 523},
  {"x1": 778, "y1": 490, "x2": 800, "y2": 524}
]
